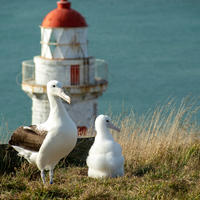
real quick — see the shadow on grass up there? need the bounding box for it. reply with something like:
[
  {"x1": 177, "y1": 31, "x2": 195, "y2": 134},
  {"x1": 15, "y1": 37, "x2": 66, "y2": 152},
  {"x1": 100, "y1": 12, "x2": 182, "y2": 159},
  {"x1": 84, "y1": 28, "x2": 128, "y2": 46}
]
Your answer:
[
  {"x1": 132, "y1": 165, "x2": 155, "y2": 177},
  {"x1": 84, "y1": 192, "x2": 111, "y2": 200}
]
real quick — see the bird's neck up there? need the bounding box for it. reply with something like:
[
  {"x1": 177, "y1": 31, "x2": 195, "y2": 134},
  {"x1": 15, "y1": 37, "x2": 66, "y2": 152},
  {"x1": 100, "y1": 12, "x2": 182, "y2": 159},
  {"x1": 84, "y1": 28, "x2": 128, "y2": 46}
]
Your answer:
[
  {"x1": 95, "y1": 126, "x2": 113, "y2": 140},
  {"x1": 47, "y1": 94, "x2": 70, "y2": 123}
]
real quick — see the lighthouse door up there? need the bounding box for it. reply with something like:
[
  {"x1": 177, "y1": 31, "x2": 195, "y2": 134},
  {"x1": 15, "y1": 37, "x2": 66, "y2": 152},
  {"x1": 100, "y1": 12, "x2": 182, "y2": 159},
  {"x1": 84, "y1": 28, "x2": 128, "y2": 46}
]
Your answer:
[{"x1": 70, "y1": 65, "x2": 80, "y2": 85}]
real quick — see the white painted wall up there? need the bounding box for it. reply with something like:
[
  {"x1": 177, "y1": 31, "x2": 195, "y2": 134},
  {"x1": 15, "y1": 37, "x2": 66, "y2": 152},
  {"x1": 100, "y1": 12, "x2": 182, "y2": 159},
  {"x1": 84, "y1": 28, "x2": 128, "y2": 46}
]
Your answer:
[
  {"x1": 64, "y1": 99, "x2": 97, "y2": 129},
  {"x1": 34, "y1": 56, "x2": 95, "y2": 86},
  {"x1": 32, "y1": 97, "x2": 49, "y2": 125}
]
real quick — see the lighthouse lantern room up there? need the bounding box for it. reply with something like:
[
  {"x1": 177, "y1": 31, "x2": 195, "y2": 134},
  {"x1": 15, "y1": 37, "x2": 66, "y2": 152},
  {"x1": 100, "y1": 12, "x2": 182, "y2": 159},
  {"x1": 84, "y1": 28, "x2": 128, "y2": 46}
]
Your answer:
[{"x1": 22, "y1": 0, "x2": 108, "y2": 137}]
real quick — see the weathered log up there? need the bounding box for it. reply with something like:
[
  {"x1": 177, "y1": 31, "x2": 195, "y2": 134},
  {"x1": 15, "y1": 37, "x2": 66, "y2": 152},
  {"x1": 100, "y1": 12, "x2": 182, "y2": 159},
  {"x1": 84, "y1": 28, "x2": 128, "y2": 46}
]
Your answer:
[{"x1": 0, "y1": 137, "x2": 94, "y2": 174}]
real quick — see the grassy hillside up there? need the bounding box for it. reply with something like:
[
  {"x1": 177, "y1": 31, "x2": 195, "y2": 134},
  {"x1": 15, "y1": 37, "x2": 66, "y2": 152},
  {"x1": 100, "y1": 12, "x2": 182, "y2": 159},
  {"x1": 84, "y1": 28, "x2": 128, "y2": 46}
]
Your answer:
[{"x1": 0, "y1": 99, "x2": 200, "y2": 199}]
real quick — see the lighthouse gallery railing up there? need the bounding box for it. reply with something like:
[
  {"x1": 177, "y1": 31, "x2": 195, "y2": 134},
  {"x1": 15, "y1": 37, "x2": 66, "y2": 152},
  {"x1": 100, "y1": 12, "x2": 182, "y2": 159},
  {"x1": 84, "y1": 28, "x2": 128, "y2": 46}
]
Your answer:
[{"x1": 22, "y1": 59, "x2": 108, "y2": 89}]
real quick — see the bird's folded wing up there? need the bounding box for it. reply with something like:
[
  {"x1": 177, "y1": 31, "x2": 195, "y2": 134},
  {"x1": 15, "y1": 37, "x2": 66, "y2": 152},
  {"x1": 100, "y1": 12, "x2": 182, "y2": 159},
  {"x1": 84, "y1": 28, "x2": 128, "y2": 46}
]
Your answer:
[{"x1": 9, "y1": 125, "x2": 47, "y2": 152}]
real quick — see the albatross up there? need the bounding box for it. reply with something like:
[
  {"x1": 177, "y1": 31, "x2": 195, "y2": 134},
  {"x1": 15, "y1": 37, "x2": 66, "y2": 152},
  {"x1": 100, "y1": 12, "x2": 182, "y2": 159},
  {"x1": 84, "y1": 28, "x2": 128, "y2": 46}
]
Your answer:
[
  {"x1": 86, "y1": 115, "x2": 124, "y2": 178},
  {"x1": 9, "y1": 80, "x2": 77, "y2": 184}
]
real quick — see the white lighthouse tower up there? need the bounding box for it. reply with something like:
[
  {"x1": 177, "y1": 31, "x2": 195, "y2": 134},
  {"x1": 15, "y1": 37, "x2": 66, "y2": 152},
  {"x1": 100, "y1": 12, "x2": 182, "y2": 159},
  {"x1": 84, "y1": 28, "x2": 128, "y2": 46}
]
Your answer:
[{"x1": 21, "y1": 0, "x2": 108, "y2": 137}]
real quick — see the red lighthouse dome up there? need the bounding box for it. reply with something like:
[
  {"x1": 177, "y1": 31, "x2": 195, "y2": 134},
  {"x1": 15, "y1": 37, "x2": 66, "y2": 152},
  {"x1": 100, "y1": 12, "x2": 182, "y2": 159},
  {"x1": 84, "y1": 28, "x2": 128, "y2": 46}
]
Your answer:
[{"x1": 42, "y1": 0, "x2": 87, "y2": 28}]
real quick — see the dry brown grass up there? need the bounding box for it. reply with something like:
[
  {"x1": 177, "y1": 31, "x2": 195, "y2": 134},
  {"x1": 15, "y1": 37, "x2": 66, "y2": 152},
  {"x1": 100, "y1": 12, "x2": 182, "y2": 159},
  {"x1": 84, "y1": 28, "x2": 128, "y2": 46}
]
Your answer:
[
  {"x1": 114, "y1": 98, "x2": 200, "y2": 167},
  {"x1": 0, "y1": 98, "x2": 200, "y2": 199}
]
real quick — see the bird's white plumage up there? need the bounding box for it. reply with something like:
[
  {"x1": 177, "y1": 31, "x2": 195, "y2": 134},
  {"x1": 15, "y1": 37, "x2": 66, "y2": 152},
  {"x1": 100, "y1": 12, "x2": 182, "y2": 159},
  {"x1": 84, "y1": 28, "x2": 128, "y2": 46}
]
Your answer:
[
  {"x1": 12, "y1": 80, "x2": 77, "y2": 184},
  {"x1": 86, "y1": 115, "x2": 124, "y2": 178}
]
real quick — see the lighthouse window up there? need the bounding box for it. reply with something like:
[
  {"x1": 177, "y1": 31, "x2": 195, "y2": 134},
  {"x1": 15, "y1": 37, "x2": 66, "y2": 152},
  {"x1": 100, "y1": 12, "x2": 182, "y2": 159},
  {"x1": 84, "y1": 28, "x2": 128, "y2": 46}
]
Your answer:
[
  {"x1": 49, "y1": 31, "x2": 57, "y2": 44},
  {"x1": 70, "y1": 65, "x2": 80, "y2": 85}
]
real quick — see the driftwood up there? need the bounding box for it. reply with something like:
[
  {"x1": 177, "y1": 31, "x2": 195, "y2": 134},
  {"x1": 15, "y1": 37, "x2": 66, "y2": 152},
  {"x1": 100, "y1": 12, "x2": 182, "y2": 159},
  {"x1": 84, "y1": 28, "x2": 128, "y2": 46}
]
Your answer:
[{"x1": 0, "y1": 137, "x2": 94, "y2": 174}]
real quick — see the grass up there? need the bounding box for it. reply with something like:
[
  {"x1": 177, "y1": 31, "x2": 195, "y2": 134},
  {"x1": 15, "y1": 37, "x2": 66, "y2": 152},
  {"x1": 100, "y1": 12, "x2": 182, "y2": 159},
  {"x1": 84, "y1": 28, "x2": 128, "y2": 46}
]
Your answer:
[{"x1": 0, "y1": 99, "x2": 200, "y2": 199}]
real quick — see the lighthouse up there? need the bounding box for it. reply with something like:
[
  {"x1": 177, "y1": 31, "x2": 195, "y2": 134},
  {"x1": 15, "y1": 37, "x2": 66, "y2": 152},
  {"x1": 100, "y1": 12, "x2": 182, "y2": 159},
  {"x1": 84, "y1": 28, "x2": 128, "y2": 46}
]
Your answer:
[{"x1": 21, "y1": 0, "x2": 108, "y2": 137}]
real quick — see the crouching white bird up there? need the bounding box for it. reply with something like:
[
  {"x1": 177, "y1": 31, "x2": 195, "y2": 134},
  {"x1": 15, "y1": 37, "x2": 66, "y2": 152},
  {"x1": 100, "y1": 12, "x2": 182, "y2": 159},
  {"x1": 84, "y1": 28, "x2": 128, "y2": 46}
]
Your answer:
[
  {"x1": 86, "y1": 115, "x2": 124, "y2": 178},
  {"x1": 9, "y1": 80, "x2": 77, "y2": 184}
]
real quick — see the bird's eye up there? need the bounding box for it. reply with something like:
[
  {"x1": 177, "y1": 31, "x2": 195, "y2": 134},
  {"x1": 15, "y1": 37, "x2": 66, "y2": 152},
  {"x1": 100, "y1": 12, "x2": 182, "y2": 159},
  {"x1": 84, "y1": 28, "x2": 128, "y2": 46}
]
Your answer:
[
  {"x1": 106, "y1": 120, "x2": 109, "y2": 123},
  {"x1": 52, "y1": 85, "x2": 56, "y2": 88}
]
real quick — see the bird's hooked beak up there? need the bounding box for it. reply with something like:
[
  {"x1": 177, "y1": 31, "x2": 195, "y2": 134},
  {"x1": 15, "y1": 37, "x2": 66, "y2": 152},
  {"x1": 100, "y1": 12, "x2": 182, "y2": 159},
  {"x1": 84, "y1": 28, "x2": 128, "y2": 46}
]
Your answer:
[
  {"x1": 58, "y1": 88, "x2": 71, "y2": 104},
  {"x1": 107, "y1": 122, "x2": 120, "y2": 132}
]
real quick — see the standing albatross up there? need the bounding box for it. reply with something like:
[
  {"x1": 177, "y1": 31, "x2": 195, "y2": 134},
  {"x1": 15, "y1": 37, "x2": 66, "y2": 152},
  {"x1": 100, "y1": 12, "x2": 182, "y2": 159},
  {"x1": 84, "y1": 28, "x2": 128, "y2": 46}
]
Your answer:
[{"x1": 9, "y1": 80, "x2": 77, "y2": 184}]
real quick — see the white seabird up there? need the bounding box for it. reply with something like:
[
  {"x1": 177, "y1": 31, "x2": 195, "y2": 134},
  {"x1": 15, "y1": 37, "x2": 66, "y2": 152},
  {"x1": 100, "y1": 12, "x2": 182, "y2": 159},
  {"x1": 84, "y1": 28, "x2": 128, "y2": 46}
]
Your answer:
[
  {"x1": 9, "y1": 80, "x2": 77, "y2": 184},
  {"x1": 86, "y1": 115, "x2": 124, "y2": 178}
]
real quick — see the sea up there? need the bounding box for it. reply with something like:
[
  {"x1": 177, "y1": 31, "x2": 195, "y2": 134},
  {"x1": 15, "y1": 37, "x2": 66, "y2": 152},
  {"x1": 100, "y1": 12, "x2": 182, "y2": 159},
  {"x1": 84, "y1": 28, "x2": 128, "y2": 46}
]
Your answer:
[{"x1": 0, "y1": 0, "x2": 200, "y2": 141}]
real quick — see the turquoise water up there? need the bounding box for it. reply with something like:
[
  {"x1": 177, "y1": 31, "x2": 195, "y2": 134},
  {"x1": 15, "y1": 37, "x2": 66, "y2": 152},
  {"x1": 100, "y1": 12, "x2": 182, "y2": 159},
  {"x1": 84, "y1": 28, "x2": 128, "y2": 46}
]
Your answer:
[{"x1": 0, "y1": 0, "x2": 200, "y2": 133}]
